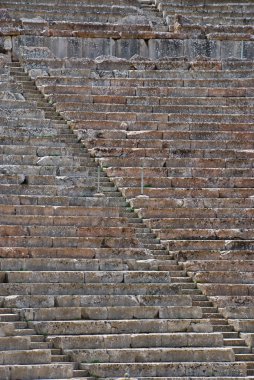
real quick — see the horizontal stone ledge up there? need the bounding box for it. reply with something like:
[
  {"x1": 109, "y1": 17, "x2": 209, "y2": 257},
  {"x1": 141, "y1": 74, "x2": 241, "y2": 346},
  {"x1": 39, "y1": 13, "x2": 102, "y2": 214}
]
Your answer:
[
  {"x1": 49, "y1": 332, "x2": 224, "y2": 349},
  {"x1": 17, "y1": 305, "x2": 202, "y2": 321},
  {"x1": 79, "y1": 362, "x2": 247, "y2": 377},
  {"x1": 31, "y1": 318, "x2": 213, "y2": 335},
  {"x1": 3, "y1": 28, "x2": 253, "y2": 43},
  {"x1": 68, "y1": 347, "x2": 235, "y2": 363}
]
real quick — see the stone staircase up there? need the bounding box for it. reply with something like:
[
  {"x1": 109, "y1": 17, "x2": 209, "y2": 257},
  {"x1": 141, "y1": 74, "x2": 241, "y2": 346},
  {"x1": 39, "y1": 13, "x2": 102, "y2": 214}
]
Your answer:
[
  {"x1": 154, "y1": 0, "x2": 254, "y2": 29},
  {"x1": 12, "y1": 49, "x2": 254, "y2": 375},
  {"x1": 0, "y1": 49, "x2": 249, "y2": 379},
  {"x1": 0, "y1": 47, "x2": 251, "y2": 379},
  {"x1": 0, "y1": 0, "x2": 253, "y2": 377},
  {"x1": 1, "y1": 0, "x2": 167, "y2": 33}
]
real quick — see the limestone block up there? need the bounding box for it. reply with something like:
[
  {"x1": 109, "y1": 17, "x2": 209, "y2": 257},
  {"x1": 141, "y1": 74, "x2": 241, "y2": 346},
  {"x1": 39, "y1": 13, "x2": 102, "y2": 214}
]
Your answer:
[
  {"x1": 220, "y1": 306, "x2": 254, "y2": 319},
  {"x1": 149, "y1": 39, "x2": 184, "y2": 59},
  {"x1": 95, "y1": 55, "x2": 131, "y2": 71},
  {"x1": 104, "y1": 306, "x2": 159, "y2": 320},
  {"x1": 6, "y1": 271, "x2": 84, "y2": 284},
  {"x1": 137, "y1": 295, "x2": 192, "y2": 306},
  {"x1": 0, "y1": 336, "x2": 30, "y2": 350},
  {"x1": 22, "y1": 307, "x2": 82, "y2": 321},
  {"x1": 3, "y1": 349, "x2": 51, "y2": 365},
  {"x1": 82, "y1": 307, "x2": 108, "y2": 320},
  {"x1": 20, "y1": 46, "x2": 55, "y2": 60},
  {"x1": 9, "y1": 363, "x2": 73, "y2": 379},
  {"x1": 124, "y1": 271, "x2": 171, "y2": 284},
  {"x1": 159, "y1": 306, "x2": 202, "y2": 319},
  {"x1": 79, "y1": 294, "x2": 139, "y2": 307},
  {"x1": 32, "y1": 319, "x2": 211, "y2": 335},
  {"x1": 69, "y1": 347, "x2": 235, "y2": 363},
  {"x1": 84, "y1": 271, "x2": 124, "y2": 284},
  {"x1": 0, "y1": 323, "x2": 15, "y2": 337},
  {"x1": 211, "y1": 295, "x2": 254, "y2": 308},
  {"x1": 80, "y1": 362, "x2": 247, "y2": 377},
  {"x1": 115, "y1": 39, "x2": 140, "y2": 60}
]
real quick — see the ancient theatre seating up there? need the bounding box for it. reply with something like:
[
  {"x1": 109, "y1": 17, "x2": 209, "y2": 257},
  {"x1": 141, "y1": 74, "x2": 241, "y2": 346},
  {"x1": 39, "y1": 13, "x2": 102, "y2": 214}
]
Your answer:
[
  {"x1": 0, "y1": 58, "x2": 251, "y2": 378},
  {"x1": 155, "y1": 0, "x2": 254, "y2": 28},
  {"x1": 18, "y1": 53, "x2": 254, "y2": 345}
]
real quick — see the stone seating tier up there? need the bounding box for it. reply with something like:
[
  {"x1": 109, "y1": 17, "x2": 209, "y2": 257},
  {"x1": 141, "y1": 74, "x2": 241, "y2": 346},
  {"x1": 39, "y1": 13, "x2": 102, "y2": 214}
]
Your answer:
[
  {"x1": 0, "y1": 0, "x2": 253, "y2": 375},
  {"x1": 16, "y1": 54, "x2": 254, "y2": 349},
  {"x1": 155, "y1": 0, "x2": 254, "y2": 27},
  {"x1": 0, "y1": 58, "x2": 253, "y2": 378}
]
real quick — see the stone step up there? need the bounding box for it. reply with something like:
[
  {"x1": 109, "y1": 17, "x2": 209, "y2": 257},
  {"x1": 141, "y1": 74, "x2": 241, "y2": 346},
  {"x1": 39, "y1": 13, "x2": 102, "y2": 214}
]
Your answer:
[
  {"x1": 48, "y1": 332, "x2": 224, "y2": 349},
  {"x1": 210, "y1": 319, "x2": 229, "y2": 326},
  {"x1": 37, "y1": 75, "x2": 254, "y2": 88},
  {"x1": 68, "y1": 347, "x2": 235, "y2": 363},
  {"x1": 0, "y1": 348, "x2": 51, "y2": 364},
  {"x1": 0, "y1": 194, "x2": 127, "y2": 207},
  {"x1": 0, "y1": 282, "x2": 184, "y2": 296},
  {"x1": 17, "y1": 306, "x2": 201, "y2": 321},
  {"x1": 61, "y1": 111, "x2": 254, "y2": 124},
  {"x1": 0, "y1": 363, "x2": 73, "y2": 379},
  {"x1": 0, "y1": 314, "x2": 19, "y2": 322},
  {"x1": 0, "y1": 145, "x2": 89, "y2": 156},
  {"x1": 3, "y1": 294, "x2": 192, "y2": 308},
  {"x1": 0, "y1": 214, "x2": 149, "y2": 229},
  {"x1": 213, "y1": 325, "x2": 236, "y2": 332},
  {"x1": 203, "y1": 313, "x2": 224, "y2": 319},
  {"x1": 52, "y1": 354, "x2": 70, "y2": 362},
  {"x1": 233, "y1": 347, "x2": 251, "y2": 355},
  {"x1": 0, "y1": 247, "x2": 152, "y2": 260},
  {"x1": 79, "y1": 362, "x2": 247, "y2": 377},
  {"x1": 30, "y1": 335, "x2": 46, "y2": 342},
  {"x1": 235, "y1": 354, "x2": 254, "y2": 362},
  {"x1": 183, "y1": 261, "x2": 254, "y2": 273},
  {"x1": 224, "y1": 339, "x2": 248, "y2": 347},
  {"x1": 0, "y1": 257, "x2": 179, "y2": 271},
  {"x1": 4, "y1": 270, "x2": 172, "y2": 284},
  {"x1": 55, "y1": 101, "x2": 254, "y2": 116},
  {"x1": 15, "y1": 328, "x2": 38, "y2": 336},
  {"x1": 31, "y1": 319, "x2": 213, "y2": 335},
  {"x1": 222, "y1": 332, "x2": 240, "y2": 339},
  {"x1": 0, "y1": 175, "x2": 111, "y2": 186},
  {"x1": 0, "y1": 336, "x2": 30, "y2": 350},
  {"x1": 0, "y1": 226, "x2": 142, "y2": 239},
  {"x1": 30, "y1": 341, "x2": 49, "y2": 349},
  {"x1": 192, "y1": 271, "x2": 254, "y2": 284},
  {"x1": 55, "y1": 93, "x2": 254, "y2": 106}
]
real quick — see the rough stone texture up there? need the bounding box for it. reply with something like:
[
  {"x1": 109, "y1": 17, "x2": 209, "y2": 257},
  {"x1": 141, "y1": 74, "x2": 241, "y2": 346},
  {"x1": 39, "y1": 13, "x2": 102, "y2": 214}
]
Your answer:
[{"x1": 0, "y1": 0, "x2": 253, "y2": 379}]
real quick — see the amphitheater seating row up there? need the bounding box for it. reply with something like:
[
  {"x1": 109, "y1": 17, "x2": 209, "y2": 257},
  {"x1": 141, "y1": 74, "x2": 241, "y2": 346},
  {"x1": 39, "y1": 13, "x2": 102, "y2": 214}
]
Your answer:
[
  {"x1": 155, "y1": 0, "x2": 254, "y2": 28},
  {"x1": 17, "y1": 52, "x2": 254, "y2": 348},
  {"x1": 0, "y1": 60, "x2": 251, "y2": 378}
]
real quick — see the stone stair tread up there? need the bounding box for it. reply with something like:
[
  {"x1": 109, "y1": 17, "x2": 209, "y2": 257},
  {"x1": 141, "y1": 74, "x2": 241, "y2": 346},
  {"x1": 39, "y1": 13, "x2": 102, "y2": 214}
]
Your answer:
[
  {"x1": 79, "y1": 362, "x2": 247, "y2": 377},
  {"x1": 65, "y1": 347, "x2": 235, "y2": 363},
  {"x1": 15, "y1": 305, "x2": 202, "y2": 321}
]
